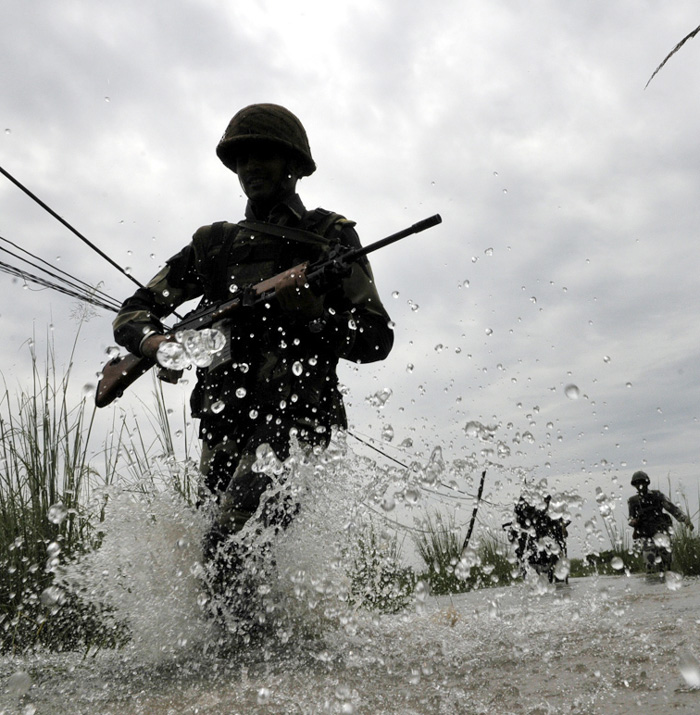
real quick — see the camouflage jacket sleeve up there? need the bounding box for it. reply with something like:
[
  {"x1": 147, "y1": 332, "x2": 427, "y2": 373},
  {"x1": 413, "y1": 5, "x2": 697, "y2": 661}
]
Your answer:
[
  {"x1": 659, "y1": 493, "x2": 692, "y2": 525},
  {"x1": 320, "y1": 222, "x2": 394, "y2": 364},
  {"x1": 112, "y1": 243, "x2": 203, "y2": 356},
  {"x1": 113, "y1": 220, "x2": 394, "y2": 362}
]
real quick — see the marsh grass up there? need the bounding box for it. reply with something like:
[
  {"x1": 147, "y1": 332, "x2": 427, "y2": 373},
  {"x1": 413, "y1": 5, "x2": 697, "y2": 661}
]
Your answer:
[
  {"x1": 414, "y1": 511, "x2": 515, "y2": 595},
  {"x1": 0, "y1": 338, "x2": 197, "y2": 653},
  {"x1": 0, "y1": 338, "x2": 116, "y2": 652},
  {"x1": 349, "y1": 521, "x2": 415, "y2": 613}
]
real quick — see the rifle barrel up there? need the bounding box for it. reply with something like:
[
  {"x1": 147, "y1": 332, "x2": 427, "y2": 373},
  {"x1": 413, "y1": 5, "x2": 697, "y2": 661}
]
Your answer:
[{"x1": 349, "y1": 214, "x2": 442, "y2": 261}]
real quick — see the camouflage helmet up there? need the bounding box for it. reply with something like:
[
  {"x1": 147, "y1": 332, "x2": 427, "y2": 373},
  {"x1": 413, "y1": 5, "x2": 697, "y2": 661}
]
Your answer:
[
  {"x1": 631, "y1": 470, "x2": 650, "y2": 487},
  {"x1": 216, "y1": 103, "x2": 316, "y2": 177}
]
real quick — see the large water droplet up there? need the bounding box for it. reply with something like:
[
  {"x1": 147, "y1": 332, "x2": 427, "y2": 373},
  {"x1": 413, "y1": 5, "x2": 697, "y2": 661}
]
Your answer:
[
  {"x1": 48, "y1": 503, "x2": 68, "y2": 525},
  {"x1": 7, "y1": 671, "x2": 31, "y2": 697},
  {"x1": 564, "y1": 384, "x2": 580, "y2": 400},
  {"x1": 665, "y1": 571, "x2": 682, "y2": 591},
  {"x1": 157, "y1": 341, "x2": 189, "y2": 370},
  {"x1": 680, "y1": 653, "x2": 700, "y2": 688},
  {"x1": 367, "y1": 388, "x2": 393, "y2": 408}
]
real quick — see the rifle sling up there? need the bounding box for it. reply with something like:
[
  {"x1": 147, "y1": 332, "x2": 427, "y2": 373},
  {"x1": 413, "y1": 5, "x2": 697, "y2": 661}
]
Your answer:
[{"x1": 236, "y1": 219, "x2": 337, "y2": 250}]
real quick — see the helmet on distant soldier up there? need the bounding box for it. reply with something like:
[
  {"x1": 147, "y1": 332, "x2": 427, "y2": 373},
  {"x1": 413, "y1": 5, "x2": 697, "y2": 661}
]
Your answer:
[
  {"x1": 631, "y1": 470, "x2": 650, "y2": 487},
  {"x1": 216, "y1": 104, "x2": 316, "y2": 177}
]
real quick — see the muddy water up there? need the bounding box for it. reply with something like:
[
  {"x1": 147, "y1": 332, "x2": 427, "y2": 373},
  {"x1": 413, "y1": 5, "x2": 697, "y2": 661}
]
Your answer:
[
  {"x1": 3, "y1": 444, "x2": 700, "y2": 714},
  {"x1": 3, "y1": 576, "x2": 700, "y2": 714}
]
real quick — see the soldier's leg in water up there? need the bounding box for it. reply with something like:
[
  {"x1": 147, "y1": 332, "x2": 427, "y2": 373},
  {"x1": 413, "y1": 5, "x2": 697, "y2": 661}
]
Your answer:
[{"x1": 200, "y1": 418, "x2": 306, "y2": 561}]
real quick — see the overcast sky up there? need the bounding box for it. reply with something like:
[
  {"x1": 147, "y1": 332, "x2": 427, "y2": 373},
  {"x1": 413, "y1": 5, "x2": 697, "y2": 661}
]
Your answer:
[{"x1": 2, "y1": 0, "x2": 699, "y2": 554}]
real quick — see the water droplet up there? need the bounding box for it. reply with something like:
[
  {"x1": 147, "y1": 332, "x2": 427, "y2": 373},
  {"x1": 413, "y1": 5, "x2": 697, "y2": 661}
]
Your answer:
[
  {"x1": 554, "y1": 558, "x2": 570, "y2": 580},
  {"x1": 484, "y1": 247, "x2": 494, "y2": 256},
  {"x1": 248, "y1": 409, "x2": 259, "y2": 419},
  {"x1": 679, "y1": 653, "x2": 700, "y2": 688},
  {"x1": 603, "y1": 355, "x2": 611, "y2": 363},
  {"x1": 292, "y1": 361, "x2": 303, "y2": 376},
  {"x1": 211, "y1": 400, "x2": 225, "y2": 414},
  {"x1": 652, "y1": 532, "x2": 671, "y2": 550},
  {"x1": 7, "y1": 671, "x2": 31, "y2": 697},
  {"x1": 381, "y1": 493, "x2": 396, "y2": 512},
  {"x1": 381, "y1": 424, "x2": 394, "y2": 442},
  {"x1": 434, "y1": 344, "x2": 444, "y2": 352},
  {"x1": 564, "y1": 384, "x2": 580, "y2": 400},
  {"x1": 392, "y1": 291, "x2": 400, "y2": 298},
  {"x1": 157, "y1": 341, "x2": 189, "y2": 370},
  {"x1": 40, "y1": 585, "x2": 65, "y2": 607},
  {"x1": 665, "y1": 571, "x2": 682, "y2": 591},
  {"x1": 404, "y1": 487, "x2": 420, "y2": 505},
  {"x1": 235, "y1": 387, "x2": 247, "y2": 399},
  {"x1": 625, "y1": 382, "x2": 633, "y2": 389},
  {"x1": 611, "y1": 556, "x2": 624, "y2": 571},
  {"x1": 48, "y1": 503, "x2": 68, "y2": 525},
  {"x1": 366, "y1": 388, "x2": 393, "y2": 407},
  {"x1": 406, "y1": 363, "x2": 414, "y2": 373},
  {"x1": 485, "y1": 328, "x2": 493, "y2": 336},
  {"x1": 257, "y1": 688, "x2": 271, "y2": 704}
]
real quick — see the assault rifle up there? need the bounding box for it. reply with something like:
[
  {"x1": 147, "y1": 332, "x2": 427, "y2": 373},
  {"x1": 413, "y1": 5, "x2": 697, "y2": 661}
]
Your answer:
[{"x1": 95, "y1": 214, "x2": 442, "y2": 408}]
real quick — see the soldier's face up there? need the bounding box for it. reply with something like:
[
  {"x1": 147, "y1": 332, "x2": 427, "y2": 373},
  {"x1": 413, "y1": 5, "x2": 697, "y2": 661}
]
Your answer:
[{"x1": 235, "y1": 144, "x2": 296, "y2": 208}]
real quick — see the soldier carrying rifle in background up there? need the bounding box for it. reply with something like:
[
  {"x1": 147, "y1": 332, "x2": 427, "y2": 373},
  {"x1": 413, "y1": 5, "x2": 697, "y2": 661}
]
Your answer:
[{"x1": 628, "y1": 470, "x2": 693, "y2": 573}]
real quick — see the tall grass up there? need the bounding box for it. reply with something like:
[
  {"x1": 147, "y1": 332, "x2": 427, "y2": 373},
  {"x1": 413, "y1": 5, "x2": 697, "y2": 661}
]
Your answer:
[
  {"x1": 0, "y1": 338, "x2": 197, "y2": 653},
  {"x1": 413, "y1": 511, "x2": 515, "y2": 595},
  {"x1": 0, "y1": 338, "x2": 117, "y2": 652},
  {"x1": 348, "y1": 521, "x2": 415, "y2": 613}
]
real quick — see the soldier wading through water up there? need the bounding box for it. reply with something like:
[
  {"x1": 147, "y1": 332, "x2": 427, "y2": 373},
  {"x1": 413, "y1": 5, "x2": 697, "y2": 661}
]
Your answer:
[
  {"x1": 113, "y1": 104, "x2": 394, "y2": 618},
  {"x1": 628, "y1": 470, "x2": 694, "y2": 573}
]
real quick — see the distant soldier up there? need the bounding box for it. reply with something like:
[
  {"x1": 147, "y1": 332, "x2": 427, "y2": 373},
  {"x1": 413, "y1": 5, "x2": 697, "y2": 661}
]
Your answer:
[
  {"x1": 628, "y1": 470, "x2": 693, "y2": 539},
  {"x1": 507, "y1": 494, "x2": 569, "y2": 582}
]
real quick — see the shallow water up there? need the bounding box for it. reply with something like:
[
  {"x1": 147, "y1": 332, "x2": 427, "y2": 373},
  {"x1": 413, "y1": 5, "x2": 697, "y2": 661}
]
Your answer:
[
  {"x1": 4, "y1": 575, "x2": 700, "y2": 714},
  {"x1": 3, "y1": 443, "x2": 700, "y2": 714}
]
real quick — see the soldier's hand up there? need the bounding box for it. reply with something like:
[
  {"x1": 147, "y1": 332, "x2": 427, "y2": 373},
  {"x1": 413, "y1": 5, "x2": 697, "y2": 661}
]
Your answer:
[
  {"x1": 141, "y1": 334, "x2": 182, "y2": 383},
  {"x1": 141, "y1": 333, "x2": 171, "y2": 360},
  {"x1": 275, "y1": 265, "x2": 324, "y2": 319}
]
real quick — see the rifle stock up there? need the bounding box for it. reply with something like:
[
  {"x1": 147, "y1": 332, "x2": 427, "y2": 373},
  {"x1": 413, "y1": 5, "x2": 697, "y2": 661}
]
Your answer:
[
  {"x1": 95, "y1": 214, "x2": 442, "y2": 408},
  {"x1": 95, "y1": 352, "x2": 155, "y2": 408}
]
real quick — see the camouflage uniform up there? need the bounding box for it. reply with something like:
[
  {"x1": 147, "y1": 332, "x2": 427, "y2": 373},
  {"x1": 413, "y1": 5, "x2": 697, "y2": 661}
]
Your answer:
[
  {"x1": 114, "y1": 104, "x2": 393, "y2": 550},
  {"x1": 114, "y1": 195, "x2": 393, "y2": 530},
  {"x1": 628, "y1": 489, "x2": 691, "y2": 539}
]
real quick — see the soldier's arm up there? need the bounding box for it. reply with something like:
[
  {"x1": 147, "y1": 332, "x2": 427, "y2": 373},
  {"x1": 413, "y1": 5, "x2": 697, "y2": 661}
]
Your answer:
[
  {"x1": 113, "y1": 242, "x2": 203, "y2": 356},
  {"x1": 660, "y1": 494, "x2": 694, "y2": 527},
  {"x1": 316, "y1": 223, "x2": 394, "y2": 364}
]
